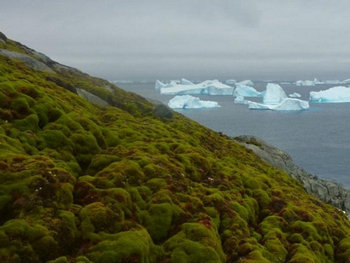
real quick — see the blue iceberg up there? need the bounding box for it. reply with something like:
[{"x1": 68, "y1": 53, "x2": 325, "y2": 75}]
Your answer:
[
  {"x1": 248, "y1": 83, "x2": 309, "y2": 111},
  {"x1": 168, "y1": 95, "x2": 220, "y2": 109},
  {"x1": 310, "y1": 86, "x2": 350, "y2": 103},
  {"x1": 158, "y1": 79, "x2": 234, "y2": 95}
]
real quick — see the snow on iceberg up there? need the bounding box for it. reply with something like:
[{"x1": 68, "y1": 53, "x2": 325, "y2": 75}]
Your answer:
[
  {"x1": 160, "y1": 79, "x2": 234, "y2": 95},
  {"x1": 309, "y1": 86, "x2": 350, "y2": 103},
  {"x1": 248, "y1": 83, "x2": 309, "y2": 110},
  {"x1": 248, "y1": 98, "x2": 310, "y2": 110},
  {"x1": 168, "y1": 95, "x2": 220, "y2": 109}
]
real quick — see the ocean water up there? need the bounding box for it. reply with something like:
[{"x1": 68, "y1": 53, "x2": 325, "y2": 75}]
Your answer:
[{"x1": 116, "y1": 81, "x2": 350, "y2": 189}]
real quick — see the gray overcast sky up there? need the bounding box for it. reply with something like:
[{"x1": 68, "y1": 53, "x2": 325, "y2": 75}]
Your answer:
[{"x1": 1, "y1": 0, "x2": 350, "y2": 81}]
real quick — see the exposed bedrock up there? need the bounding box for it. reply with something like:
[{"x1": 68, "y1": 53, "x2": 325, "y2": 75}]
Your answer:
[{"x1": 235, "y1": 135, "x2": 350, "y2": 216}]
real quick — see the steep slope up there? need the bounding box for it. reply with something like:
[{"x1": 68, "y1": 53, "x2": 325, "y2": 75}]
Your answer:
[{"x1": 1, "y1": 32, "x2": 350, "y2": 263}]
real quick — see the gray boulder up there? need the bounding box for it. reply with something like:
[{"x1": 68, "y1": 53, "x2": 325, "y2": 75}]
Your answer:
[
  {"x1": 76, "y1": 88, "x2": 109, "y2": 107},
  {"x1": 0, "y1": 49, "x2": 55, "y2": 73}
]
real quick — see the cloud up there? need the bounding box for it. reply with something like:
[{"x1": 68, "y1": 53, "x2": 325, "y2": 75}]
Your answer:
[{"x1": 1, "y1": 0, "x2": 350, "y2": 80}]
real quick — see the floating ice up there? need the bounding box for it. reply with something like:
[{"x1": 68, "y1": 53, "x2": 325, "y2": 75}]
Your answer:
[
  {"x1": 289, "y1": 92, "x2": 301, "y2": 98},
  {"x1": 248, "y1": 83, "x2": 309, "y2": 110},
  {"x1": 160, "y1": 79, "x2": 234, "y2": 95},
  {"x1": 295, "y1": 78, "x2": 323, "y2": 86},
  {"x1": 155, "y1": 80, "x2": 180, "y2": 90},
  {"x1": 225, "y1": 79, "x2": 237, "y2": 85},
  {"x1": 237, "y1": 79, "x2": 254, "y2": 86},
  {"x1": 263, "y1": 83, "x2": 288, "y2": 104},
  {"x1": 324, "y1": 80, "x2": 343, "y2": 85},
  {"x1": 233, "y1": 84, "x2": 263, "y2": 104},
  {"x1": 310, "y1": 86, "x2": 350, "y2": 103},
  {"x1": 155, "y1": 80, "x2": 165, "y2": 90},
  {"x1": 181, "y1": 78, "x2": 194, "y2": 85},
  {"x1": 234, "y1": 84, "x2": 263, "y2": 97},
  {"x1": 234, "y1": 96, "x2": 249, "y2": 104},
  {"x1": 168, "y1": 95, "x2": 220, "y2": 109},
  {"x1": 248, "y1": 98, "x2": 310, "y2": 110}
]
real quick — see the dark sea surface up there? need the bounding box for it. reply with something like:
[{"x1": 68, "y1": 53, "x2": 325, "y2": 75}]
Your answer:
[{"x1": 116, "y1": 81, "x2": 350, "y2": 189}]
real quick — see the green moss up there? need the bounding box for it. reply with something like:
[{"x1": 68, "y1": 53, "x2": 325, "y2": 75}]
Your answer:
[
  {"x1": 244, "y1": 177, "x2": 262, "y2": 190},
  {"x1": 0, "y1": 219, "x2": 59, "y2": 261},
  {"x1": 164, "y1": 222, "x2": 226, "y2": 263},
  {"x1": 142, "y1": 202, "x2": 179, "y2": 242},
  {"x1": 86, "y1": 228, "x2": 161, "y2": 263},
  {"x1": 288, "y1": 233, "x2": 304, "y2": 243},
  {"x1": 253, "y1": 189, "x2": 271, "y2": 209},
  {"x1": 86, "y1": 154, "x2": 120, "y2": 176},
  {"x1": 13, "y1": 113, "x2": 39, "y2": 132},
  {"x1": 79, "y1": 202, "x2": 118, "y2": 241},
  {"x1": 145, "y1": 178, "x2": 167, "y2": 192},
  {"x1": 46, "y1": 257, "x2": 70, "y2": 263},
  {"x1": 290, "y1": 221, "x2": 322, "y2": 242},
  {"x1": 10, "y1": 97, "x2": 32, "y2": 118},
  {"x1": 38, "y1": 129, "x2": 71, "y2": 150},
  {"x1": 2, "y1": 35, "x2": 350, "y2": 263}
]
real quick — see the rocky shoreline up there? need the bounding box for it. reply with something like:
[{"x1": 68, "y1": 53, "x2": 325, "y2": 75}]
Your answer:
[{"x1": 235, "y1": 135, "x2": 350, "y2": 217}]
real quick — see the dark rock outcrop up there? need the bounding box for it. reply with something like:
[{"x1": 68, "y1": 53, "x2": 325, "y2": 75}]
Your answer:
[
  {"x1": 235, "y1": 135, "x2": 350, "y2": 215},
  {"x1": 0, "y1": 31, "x2": 7, "y2": 43},
  {"x1": 46, "y1": 75, "x2": 77, "y2": 93},
  {"x1": 152, "y1": 103, "x2": 173, "y2": 119}
]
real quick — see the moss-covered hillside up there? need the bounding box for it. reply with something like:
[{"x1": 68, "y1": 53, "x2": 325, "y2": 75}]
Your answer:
[{"x1": 1, "y1": 32, "x2": 350, "y2": 263}]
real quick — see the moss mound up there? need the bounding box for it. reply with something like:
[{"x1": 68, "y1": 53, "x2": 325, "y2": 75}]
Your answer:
[{"x1": 1, "y1": 32, "x2": 350, "y2": 262}]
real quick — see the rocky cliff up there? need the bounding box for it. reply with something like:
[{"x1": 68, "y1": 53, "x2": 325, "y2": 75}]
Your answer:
[{"x1": 235, "y1": 135, "x2": 350, "y2": 216}]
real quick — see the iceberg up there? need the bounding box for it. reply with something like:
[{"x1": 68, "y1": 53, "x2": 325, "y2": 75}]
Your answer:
[
  {"x1": 234, "y1": 84, "x2": 263, "y2": 97},
  {"x1": 237, "y1": 79, "x2": 254, "y2": 86},
  {"x1": 155, "y1": 80, "x2": 165, "y2": 90},
  {"x1": 225, "y1": 79, "x2": 237, "y2": 85},
  {"x1": 310, "y1": 86, "x2": 350, "y2": 103},
  {"x1": 247, "y1": 83, "x2": 309, "y2": 110},
  {"x1": 248, "y1": 98, "x2": 310, "y2": 110},
  {"x1": 263, "y1": 83, "x2": 287, "y2": 104},
  {"x1": 289, "y1": 92, "x2": 301, "y2": 98},
  {"x1": 324, "y1": 80, "x2": 343, "y2": 85},
  {"x1": 181, "y1": 78, "x2": 194, "y2": 85},
  {"x1": 295, "y1": 78, "x2": 323, "y2": 86},
  {"x1": 234, "y1": 96, "x2": 249, "y2": 104},
  {"x1": 233, "y1": 84, "x2": 264, "y2": 104},
  {"x1": 160, "y1": 79, "x2": 234, "y2": 95},
  {"x1": 168, "y1": 95, "x2": 220, "y2": 109},
  {"x1": 155, "y1": 80, "x2": 179, "y2": 90}
]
